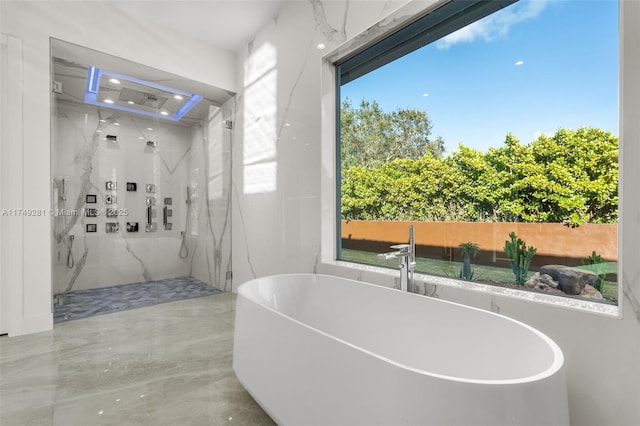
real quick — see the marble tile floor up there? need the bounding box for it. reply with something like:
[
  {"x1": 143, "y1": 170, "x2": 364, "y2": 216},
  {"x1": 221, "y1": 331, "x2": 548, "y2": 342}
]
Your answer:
[
  {"x1": 54, "y1": 277, "x2": 222, "y2": 323},
  {"x1": 0, "y1": 293, "x2": 275, "y2": 426}
]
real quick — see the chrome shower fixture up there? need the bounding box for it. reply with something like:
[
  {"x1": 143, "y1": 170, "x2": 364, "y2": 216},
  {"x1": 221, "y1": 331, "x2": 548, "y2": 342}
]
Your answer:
[{"x1": 146, "y1": 140, "x2": 157, "y2": 147}]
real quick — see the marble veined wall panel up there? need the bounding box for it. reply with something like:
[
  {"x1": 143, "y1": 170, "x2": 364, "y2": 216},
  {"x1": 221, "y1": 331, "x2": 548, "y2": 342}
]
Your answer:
[
  {"x1": 232, "y1": 0, "x2": 410, "y2": 288},
  {"x1": 52, "y1": 103, "x2": 193, "y2": 293}
]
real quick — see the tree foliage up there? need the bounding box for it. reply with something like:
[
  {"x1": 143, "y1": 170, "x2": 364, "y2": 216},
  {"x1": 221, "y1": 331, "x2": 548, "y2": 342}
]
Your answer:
[
  {"x1": 341, "y1": 125, "x2": 618, "y2": 225},
  {"x1": 340, "y1": 98, "x2": 445, "y2": 169}
]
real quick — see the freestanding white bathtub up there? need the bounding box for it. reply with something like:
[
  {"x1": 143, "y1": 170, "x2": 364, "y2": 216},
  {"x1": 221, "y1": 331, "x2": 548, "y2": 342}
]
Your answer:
[{"x1": 233, "y1": 274, "x2": 569, "y2": 425}]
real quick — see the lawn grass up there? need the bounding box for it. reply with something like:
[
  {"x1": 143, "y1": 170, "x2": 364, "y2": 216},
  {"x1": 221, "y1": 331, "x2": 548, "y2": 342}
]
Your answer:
[{"x1": 341, "y1": 248, "x2": 618, "y2": 302}]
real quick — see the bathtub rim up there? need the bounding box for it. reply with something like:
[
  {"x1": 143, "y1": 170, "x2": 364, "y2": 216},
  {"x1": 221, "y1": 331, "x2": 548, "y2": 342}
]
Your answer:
[{"x1": 236, "y1": 273, "x2": 565, "y2": 386}]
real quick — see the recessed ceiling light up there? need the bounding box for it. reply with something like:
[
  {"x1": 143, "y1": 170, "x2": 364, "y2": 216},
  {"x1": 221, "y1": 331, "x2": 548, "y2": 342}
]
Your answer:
[
  {"x1": 127, "y1": 101, "x2": 135, "y2": 105},
  {"x1": 147, "y1": 127, "x2": 153, "y2": 131},
  {"x1": 174, "y1": 94, "x2": 184, "y2": 100},
  {"x1": 99, "y1": 119, "x2": 106, "y2": 123},
  {"x1": 85, "y1": 67, "x2": 202, "y2": 121},
  {"x1": 104, "y1": 99, "x2": 114, "y2": 104},
  {"x1": 96, "y1": 130, "x2": 102, "y2": 133},
  {"x1": 138, "y1": 136, "x2": 144, "y2": 140},
  {"x1": 114, "y1": 122, "x2": 120, "y2": 126},
  {"x1": 160, "y1": 111, "x2": 169, "y2": 116},
  {"x1": 317, "y1": 43, "x2": 326, "y2": 50}
]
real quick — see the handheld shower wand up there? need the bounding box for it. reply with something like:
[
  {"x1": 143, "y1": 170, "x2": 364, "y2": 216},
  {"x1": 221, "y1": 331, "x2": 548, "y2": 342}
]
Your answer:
[{"x1": 179, "y1": 186, "x2": 192, "y2": 259}]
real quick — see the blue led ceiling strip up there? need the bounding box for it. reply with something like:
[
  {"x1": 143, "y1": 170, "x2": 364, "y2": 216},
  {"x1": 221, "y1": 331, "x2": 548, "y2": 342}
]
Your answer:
[{"x1": 84, "y1": 66, "x2": 203, "y2": 121}]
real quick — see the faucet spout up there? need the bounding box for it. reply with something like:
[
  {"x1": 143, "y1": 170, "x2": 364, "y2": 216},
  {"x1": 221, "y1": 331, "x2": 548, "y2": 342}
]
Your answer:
[
  {"x1": 377, "y1": 251, "x2": 405, "y2": 261},
  {"x1": 378, "y1": 226, "x2": 416, "y2": 292}
]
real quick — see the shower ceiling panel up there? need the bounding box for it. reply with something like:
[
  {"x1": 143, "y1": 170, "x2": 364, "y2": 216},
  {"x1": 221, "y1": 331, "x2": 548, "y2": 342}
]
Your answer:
[
  {"x1": 51, "y1": 39, "x2": 235, "y2": 125},
  {"x1": 85, "y1": 66, "x2": 203, "y2": 121}
]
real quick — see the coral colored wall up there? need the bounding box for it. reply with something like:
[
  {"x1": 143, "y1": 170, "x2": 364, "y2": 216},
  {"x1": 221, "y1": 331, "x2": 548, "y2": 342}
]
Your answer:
[{"x1": 341, "y1": 220, "x2": 618, "y2": 267}]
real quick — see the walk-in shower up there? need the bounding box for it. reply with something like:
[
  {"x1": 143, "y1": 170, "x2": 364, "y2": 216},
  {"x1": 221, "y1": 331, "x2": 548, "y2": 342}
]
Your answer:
[{"x1": 50, "y1": 39, "x2": 234, "y2": 320}]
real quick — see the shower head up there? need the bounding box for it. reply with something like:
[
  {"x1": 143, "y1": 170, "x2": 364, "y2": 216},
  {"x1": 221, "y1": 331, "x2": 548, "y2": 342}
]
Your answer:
[{"x1": 146, "y1": 140, "x2": 157, "y2": 148}]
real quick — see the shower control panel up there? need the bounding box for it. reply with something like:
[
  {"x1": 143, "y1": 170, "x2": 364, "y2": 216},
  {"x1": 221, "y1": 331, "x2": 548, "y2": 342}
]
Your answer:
[
  {"x1": 163, "y1": 198, "x2": 173, "y2": 231},
  {"x1": 80, "y1": 180, "x2": 179, "y2": 235}
]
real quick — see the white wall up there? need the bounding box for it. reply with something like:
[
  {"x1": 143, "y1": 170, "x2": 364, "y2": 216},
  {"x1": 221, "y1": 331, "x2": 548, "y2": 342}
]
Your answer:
[
  {"x1": 235, "y1": 1, "x2": 640, "y2": 425},
  {"x1": 0, "y1": 0, "x2": 237, "y2": 336}
]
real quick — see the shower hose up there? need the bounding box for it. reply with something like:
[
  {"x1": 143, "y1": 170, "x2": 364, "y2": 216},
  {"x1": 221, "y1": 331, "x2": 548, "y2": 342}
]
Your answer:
[
  {"x1": 66, "y1": 234, "x2": 75, "y2": 269},
  {"x1": 179, "y1": 231, "x2": 189, "y2": 259}
]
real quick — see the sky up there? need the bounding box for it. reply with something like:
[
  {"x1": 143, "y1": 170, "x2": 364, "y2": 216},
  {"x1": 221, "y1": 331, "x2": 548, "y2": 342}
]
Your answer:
[{"x1": 341, "y1": 0, "x2": 619, "y2": 154}]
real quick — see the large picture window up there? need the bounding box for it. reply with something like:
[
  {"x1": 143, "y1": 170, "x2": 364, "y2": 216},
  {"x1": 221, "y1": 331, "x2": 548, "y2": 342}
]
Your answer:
[{"x1": 336, "y1": 0, "x2": 619, "y2": 304}]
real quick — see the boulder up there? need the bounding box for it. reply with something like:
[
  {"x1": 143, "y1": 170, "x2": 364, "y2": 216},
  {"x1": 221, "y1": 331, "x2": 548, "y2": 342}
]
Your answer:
[
  {"x1": 580, "y1": 284, "x2": 604, "y2": 300},
  {"x1": 524, "y1": 273, "x2": 540, "y2": 288},
  {"x1": 525, "y1": 272, "x2": 559, "y2": 288},
  {"x1": 525, "y1": 272, "x2": 563, "y2": 293},
  {"x1": 538, "y1": 273, "x2": 560, "y2": 288},
  {"x1": 539, "y1": 265, "x2": 599, "y2": 295}
]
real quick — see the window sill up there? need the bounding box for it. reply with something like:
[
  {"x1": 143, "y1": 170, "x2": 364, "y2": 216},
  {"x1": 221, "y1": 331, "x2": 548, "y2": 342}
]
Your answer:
[{"x1": 320, "y1": 259, "x2": 620, "y2": 318}]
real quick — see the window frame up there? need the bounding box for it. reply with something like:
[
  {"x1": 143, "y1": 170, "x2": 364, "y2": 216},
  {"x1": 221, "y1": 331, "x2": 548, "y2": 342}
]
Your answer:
[{"x1": 322, "y1": 0, "x2": 622, "y2": 317}]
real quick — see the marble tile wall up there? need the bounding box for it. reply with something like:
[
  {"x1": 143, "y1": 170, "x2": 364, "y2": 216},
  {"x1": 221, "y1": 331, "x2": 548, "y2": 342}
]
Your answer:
[
  {"x1": 232, "y1": 0, "x2": 410, "y2": 288},
  {"x1": 52, "y1": 100, "x2": 232, "y2": 294},
  {"x1": 52, "y1": 103, "x2": 190, "y2": 293}
]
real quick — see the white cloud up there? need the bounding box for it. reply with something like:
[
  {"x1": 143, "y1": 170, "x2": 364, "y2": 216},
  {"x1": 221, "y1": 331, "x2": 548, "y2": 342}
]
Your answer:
[
  {"x1": 422, "y1": 93, "x2": 429, "y2": 97},
  {"x1": 515, "y1": 60, "x2": 524, "y2": 66},
  {"x1": 436, "y1": 0, "x2": 550, "y2": 49}
]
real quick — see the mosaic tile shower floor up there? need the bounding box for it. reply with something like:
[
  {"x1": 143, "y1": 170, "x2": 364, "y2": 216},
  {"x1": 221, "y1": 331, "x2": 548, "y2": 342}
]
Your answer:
[{"x1": 54, "y1": 277, "x2": 222, "y2": 323}]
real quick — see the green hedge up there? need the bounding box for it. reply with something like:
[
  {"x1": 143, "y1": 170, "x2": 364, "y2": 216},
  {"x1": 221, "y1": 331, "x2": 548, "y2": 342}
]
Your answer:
[{"x1": 341, "y1": 127, "x2": 618, "y2": 225}]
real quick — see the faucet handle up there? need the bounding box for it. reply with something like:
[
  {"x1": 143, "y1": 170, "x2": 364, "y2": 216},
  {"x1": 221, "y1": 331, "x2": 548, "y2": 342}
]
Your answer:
[{"x1": 390, "y1": 244, "x2": 410, "y2": 252}]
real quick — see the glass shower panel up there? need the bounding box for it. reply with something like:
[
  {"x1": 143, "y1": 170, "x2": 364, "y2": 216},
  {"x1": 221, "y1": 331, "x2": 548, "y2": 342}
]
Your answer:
[{"x1": 187, "y1": 104, "x2": 233, "y2": 291}]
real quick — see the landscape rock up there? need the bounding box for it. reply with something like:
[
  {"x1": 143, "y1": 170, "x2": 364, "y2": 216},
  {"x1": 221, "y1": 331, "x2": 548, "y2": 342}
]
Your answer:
[
  {"x1": 524, "y1": 273, "x2": 539, "y2": 288},
  {"x1": 538, "y1": 273, "x2": 560, "y2": 288},
  {"x1": 580, "y1": 284, "x2": 604, "y2": 300},
  {"x1": 525, "y1": 272, "x2": 563, "y2": 293},
  {"x1": 539, "y1": 265, "x2": 599, "y2": 295}
]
